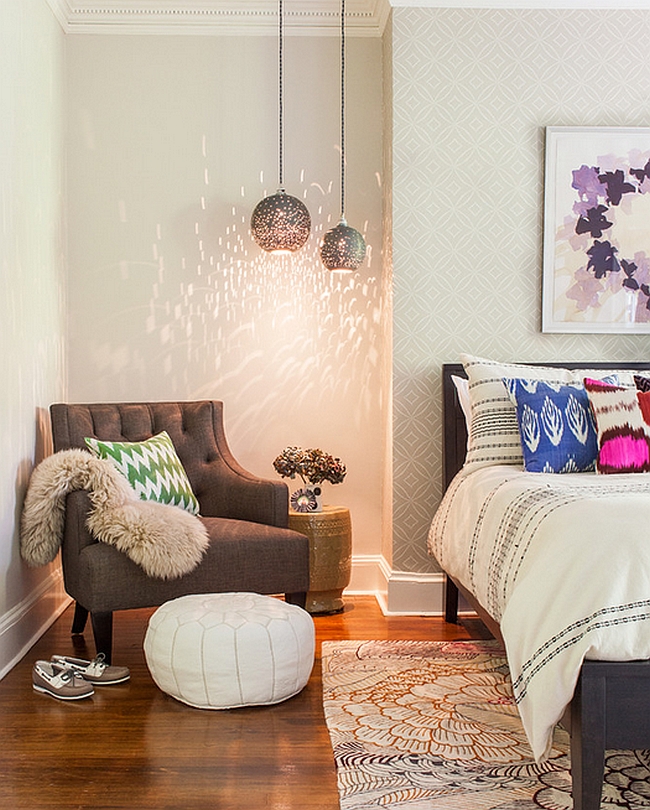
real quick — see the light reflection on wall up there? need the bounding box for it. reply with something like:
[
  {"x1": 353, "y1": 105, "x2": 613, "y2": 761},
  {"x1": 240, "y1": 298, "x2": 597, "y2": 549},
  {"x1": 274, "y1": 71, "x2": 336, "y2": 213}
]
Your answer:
[{"x1": 134, "y1": 182, "x2": 381, "y2": 462}]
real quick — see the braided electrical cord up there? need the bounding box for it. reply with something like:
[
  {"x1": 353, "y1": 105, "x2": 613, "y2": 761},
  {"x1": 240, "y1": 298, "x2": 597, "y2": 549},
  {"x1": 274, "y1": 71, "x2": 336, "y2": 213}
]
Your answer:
[
  {"x1": 340, "y1": 0, "x2": 346, "y2": 219},
  {"x1": 278, "y1": 0, "x2": 284, "y2": 188},
  {"x1": 250, "y1": 0, "x2": 312, "y2": 254},
  {"x1": 319, "y1": 0, "x2": 366, "y2": 271}
]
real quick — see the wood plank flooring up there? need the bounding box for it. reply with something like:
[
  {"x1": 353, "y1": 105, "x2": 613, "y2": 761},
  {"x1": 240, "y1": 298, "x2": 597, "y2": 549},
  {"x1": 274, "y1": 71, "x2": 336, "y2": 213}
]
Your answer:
[{"x1": 0, "y1": 597, "x2": 489, "y2": 810}]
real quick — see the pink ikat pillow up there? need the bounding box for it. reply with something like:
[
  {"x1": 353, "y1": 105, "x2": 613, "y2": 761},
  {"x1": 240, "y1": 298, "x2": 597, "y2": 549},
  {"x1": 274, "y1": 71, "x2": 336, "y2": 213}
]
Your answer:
[{"x1": 584, "y1": 378, "x2": 650, "y2": 474}]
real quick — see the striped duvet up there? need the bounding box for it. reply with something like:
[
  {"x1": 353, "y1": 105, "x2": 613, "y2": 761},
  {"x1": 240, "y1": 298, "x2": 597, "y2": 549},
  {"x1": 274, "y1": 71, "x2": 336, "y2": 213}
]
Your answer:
[{"x1": 428, "y1": 464, "x2": 650, "y2": 761}]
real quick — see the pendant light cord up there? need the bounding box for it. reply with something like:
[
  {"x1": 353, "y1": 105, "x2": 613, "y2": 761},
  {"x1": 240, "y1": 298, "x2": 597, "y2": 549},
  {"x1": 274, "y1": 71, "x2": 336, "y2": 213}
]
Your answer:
[
  {"x1": 278, "y1": 0, "x2": 284, "y2": 189},
  {"x1": 340, "y1": 0, "x2": 346, "y2": 220}
]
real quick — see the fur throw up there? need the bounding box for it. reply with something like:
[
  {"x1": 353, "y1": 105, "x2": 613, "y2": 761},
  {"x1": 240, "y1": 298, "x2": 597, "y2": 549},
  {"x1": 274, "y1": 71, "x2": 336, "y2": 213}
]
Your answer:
[{"x1": 20, "y1": 449, "x2": 209, "y2": 580}]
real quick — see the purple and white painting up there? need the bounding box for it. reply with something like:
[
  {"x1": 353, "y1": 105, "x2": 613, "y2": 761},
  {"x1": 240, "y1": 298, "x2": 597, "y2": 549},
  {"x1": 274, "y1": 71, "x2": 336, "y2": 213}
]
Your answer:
[{"x1": 542, "y1": 126, "x2": 650, "y2": 333}]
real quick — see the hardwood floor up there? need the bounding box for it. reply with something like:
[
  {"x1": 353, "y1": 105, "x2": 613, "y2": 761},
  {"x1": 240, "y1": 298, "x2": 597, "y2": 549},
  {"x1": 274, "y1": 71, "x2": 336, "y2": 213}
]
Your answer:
[{"x1": 0, "y1": 596, "x2": 489, "y2": 809}]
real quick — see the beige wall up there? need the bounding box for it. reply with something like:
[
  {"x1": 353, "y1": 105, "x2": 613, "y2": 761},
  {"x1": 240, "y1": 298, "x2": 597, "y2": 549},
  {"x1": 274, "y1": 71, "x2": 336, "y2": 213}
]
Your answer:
[
  {"x1": 65, "y1": 34, "x2": 386, "y2": 561},
  {"x1": 381, "y1": 14, "x2": 394, "y2": 569},
  {"x1": 0, "y1": 0, "x2": 67, "y2": 669},
  {"x1": 391, "y1": 7, "x2": 650, "y2": 575}
]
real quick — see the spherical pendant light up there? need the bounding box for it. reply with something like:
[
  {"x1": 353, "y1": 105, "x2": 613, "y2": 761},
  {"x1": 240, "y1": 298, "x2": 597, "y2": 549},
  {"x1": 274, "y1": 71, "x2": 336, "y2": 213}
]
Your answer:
[
  {"x1": 251, "y1": 189, "x2": 311, "y2": 254},
  {"x1": 320, "y1": 219, "x2": 366, "y2": 271},
  {"x1": 320, "y1": 0, "x2": 366, "y2": 272},
  {"x1": 250, "y1": 0, "x2": 311, "y2": 254}
]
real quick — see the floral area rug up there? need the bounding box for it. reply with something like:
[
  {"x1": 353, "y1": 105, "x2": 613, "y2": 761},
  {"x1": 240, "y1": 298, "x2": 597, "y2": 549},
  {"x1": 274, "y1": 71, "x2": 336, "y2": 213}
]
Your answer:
[{"x1": 321, "y1": 639, "x2": 650, "y2": 809}]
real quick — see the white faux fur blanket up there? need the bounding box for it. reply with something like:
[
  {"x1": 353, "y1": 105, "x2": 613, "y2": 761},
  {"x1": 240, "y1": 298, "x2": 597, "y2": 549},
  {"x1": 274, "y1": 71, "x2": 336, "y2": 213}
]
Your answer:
[{"x1": 20, "y1": 449, "x2": 209, "y2": 580}]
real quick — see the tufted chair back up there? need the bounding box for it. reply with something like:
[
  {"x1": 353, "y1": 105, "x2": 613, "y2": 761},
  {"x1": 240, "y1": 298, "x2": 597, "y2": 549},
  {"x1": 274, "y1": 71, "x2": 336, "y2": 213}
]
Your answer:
[{"x1": 50, "y1": 401, "x2": 288, "y2": 525}]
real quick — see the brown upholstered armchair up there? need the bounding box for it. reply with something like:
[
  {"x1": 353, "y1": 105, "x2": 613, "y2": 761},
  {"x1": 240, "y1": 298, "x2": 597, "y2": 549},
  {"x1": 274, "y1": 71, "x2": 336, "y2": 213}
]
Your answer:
[{"x1": 50, "y1": 401, "x2": 310, "y2": 662}]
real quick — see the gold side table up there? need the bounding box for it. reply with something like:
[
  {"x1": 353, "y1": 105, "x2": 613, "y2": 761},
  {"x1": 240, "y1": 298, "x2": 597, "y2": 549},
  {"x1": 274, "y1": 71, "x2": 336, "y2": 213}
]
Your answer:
[{"x1": 288, "y1": 505, "x2": 352, "y2": 614}]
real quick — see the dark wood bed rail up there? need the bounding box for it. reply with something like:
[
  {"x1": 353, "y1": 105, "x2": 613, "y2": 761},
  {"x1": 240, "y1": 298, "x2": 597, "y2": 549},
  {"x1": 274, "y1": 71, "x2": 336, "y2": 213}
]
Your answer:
[{"x1": 440, "y1": 360, "x2": 650, "y2": 810}]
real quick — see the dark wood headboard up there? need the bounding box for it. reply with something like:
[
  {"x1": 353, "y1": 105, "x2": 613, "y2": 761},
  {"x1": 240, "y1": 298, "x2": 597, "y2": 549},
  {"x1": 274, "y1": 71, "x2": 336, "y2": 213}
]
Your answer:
[
  {"x1": 442, "y1": 363, "x2": 468, "y2": 490},
  {"x1": 442, "y1": 361, "x2": 650, "y2": 491}
]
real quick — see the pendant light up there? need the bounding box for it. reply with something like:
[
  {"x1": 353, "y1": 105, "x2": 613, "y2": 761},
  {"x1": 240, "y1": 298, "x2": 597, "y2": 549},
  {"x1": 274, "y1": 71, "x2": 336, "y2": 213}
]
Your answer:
[
  {"x1": 320, "y1": 0, "x2": 366, "y2": 272},
  {"x1": 251, "y1": 0, "x2": 311, "y2": 254}
]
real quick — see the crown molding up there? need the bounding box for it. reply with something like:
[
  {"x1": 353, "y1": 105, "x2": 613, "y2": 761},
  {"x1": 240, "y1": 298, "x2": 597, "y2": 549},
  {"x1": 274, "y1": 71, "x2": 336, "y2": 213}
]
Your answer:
[
  {"x1": 44, "y1": 0, "x2": 391, "y2": 36},
  {"x1": 391, "y1": 0, "x2": 650, "y2": 5},
  {"x1": 45, "y1": 0, "x2": 70, "y2": 29},
  {"x1": 44, "y1": 0, "x2": 650, "y2": 36}
]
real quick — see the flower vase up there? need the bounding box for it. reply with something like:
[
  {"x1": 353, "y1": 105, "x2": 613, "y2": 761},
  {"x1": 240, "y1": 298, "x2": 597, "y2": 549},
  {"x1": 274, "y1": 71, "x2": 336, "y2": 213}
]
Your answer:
[{"x1": 290, "y1": 484, "x2": 323, "y2": 513}]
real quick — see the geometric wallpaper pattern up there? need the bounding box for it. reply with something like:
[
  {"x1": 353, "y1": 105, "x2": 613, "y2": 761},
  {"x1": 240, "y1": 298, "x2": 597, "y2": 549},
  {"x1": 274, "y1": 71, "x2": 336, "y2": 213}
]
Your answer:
[{"x1": 391, "y1": 7, "x2": 650, "y2": 573}]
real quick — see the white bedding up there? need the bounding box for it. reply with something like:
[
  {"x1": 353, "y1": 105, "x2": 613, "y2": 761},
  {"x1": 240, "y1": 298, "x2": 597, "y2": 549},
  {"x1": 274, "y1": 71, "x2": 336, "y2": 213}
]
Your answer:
[{"x1": 428, "y1": 464, "x2": 650, "y2": 761}]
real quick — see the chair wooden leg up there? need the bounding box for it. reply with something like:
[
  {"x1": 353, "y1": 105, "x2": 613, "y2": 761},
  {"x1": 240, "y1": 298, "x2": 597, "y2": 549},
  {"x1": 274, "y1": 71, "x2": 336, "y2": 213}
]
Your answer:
[
  {"x1": 285, "y1": 592, "x2": 307, "y2": 610},
  {"x1": 71, "y1": 602, "x2": 89, "y2": 635},
  {"x1": 90, "y1": 611, "x2": 114, "y2": 664},
  {"x1": 570, "y1": 667, "x2": 606, "y2": 810}
]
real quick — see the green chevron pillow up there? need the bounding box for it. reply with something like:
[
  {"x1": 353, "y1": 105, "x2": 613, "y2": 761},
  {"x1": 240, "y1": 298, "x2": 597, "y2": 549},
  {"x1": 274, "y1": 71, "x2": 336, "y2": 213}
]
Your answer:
[{"x1": 84, "y1": 431, "x2": 200, "y2": 515}]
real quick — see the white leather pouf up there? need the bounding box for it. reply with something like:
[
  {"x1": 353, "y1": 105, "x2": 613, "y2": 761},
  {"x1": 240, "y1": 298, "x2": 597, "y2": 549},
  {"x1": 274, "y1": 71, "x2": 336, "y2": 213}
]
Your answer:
[{"x1": 143, "y1": 592, "x2": 315, "y2": 709}]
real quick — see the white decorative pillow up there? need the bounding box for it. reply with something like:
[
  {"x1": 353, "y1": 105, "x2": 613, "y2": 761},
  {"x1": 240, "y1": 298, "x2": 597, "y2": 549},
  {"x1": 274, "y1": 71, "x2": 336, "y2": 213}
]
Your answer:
[
  {"x1": 460, "y1": 354, "x2": 637, "y2": 470},
  {"x1": 84, "y1": 431, "x2": 200, "y2": 515},
  {"x1": 451, "y1": 374, "x2": 472, "y2": 447}
]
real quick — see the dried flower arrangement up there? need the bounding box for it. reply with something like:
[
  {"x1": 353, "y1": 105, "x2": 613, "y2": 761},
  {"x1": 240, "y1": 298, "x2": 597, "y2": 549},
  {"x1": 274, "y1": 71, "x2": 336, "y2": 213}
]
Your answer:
[
  {"x1": 273, "y1": 447, "x2": 347, "y2": 513},
  {"x1": 273, "y1": 446, "x2": 347, "y2": 487}
]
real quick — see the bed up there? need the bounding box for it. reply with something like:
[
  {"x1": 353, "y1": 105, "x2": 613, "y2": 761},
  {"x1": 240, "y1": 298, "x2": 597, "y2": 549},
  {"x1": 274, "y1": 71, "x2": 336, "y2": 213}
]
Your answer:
[{"x1": 429, "y1": 358, "x2": 650, "y2": 810}]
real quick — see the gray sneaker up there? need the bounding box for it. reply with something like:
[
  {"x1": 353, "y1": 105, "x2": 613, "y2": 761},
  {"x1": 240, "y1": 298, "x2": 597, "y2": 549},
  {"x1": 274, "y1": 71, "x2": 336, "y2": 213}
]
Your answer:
[
  {"x1": 51, "y1": 653, "x2": 130, "y2": 685},
  {"x1": 32, "y1": 661, "x2": 94, "y2": 700}
]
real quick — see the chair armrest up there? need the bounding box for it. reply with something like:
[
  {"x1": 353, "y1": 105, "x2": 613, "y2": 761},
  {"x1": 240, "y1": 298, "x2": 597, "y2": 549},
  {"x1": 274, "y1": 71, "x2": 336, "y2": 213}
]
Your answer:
[
  {"x1": 58, "y1": 491, "x2": 98, "y2": 598},
  {"x1": 64, "y1": 472, "x2": 289, "y2": 534},
  {"x1": 198, "y1": 470, "x2": 290, "y2": 528},
  {"x1": 62, "y1": 491, "x2": 98, "y2": 556}
]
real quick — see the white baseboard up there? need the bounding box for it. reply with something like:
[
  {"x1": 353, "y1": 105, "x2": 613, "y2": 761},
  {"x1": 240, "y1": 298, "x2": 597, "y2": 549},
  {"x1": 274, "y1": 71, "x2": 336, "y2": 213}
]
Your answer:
[
  {"x1": 0, "y1": 567, "x2": 72, "y2": 680},
  {"x1": 347, "y1": 553, "x2": 391, "y2": 599},
  {"x1": 347, "y1": 555, "x2": 455, "y2": 616},
  {"x1": 383, "y1": 570, "x2": 446, "y2": 615}
]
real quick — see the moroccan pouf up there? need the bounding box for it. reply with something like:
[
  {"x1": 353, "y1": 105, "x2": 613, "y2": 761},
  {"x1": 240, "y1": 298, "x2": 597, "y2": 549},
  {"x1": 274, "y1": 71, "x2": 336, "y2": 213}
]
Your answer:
[{"x1": 143, "y1": 592, "x2": 315, "y2": 709}]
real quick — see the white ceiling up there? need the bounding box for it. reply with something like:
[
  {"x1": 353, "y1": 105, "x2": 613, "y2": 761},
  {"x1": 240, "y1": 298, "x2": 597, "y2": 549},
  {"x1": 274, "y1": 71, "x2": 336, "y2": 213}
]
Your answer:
[{"x1": 45, "y1": 0, "x2": 650, "y2": 36}]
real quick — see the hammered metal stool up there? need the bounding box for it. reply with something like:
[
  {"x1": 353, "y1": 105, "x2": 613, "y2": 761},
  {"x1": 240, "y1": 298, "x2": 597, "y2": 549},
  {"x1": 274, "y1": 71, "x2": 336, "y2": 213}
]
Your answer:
[{"x1": 288, "y1": 505, "x2": 352, "y2": 614}]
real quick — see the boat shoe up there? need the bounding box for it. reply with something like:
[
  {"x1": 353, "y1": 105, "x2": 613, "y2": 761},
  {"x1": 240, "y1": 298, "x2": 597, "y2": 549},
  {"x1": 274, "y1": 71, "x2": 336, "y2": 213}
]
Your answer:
[
  {"x1": 51, "y1": 653, "x2": 130, "y2": 685},
  {"x1": 32, "y1": 661, "x2": 94, "y2": 700}
]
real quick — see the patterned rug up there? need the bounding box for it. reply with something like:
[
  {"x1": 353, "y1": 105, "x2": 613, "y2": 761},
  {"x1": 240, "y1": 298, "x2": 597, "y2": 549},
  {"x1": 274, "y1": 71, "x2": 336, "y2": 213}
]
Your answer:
[{"x1": 321, "y1": 639, "x2": 650, "y2": 809}]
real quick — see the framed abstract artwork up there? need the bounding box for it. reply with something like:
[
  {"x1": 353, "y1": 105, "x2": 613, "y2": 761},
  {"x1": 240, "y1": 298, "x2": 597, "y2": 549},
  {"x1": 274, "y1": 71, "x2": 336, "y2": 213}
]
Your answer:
[{"x1": 542, "y1": 126, "x2": 650, "y2": 333}]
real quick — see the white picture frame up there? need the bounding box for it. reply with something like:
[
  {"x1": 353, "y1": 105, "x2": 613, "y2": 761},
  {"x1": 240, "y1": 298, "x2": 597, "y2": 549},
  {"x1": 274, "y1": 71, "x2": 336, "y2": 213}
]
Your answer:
[{"x1": 542, "y1": 126, "x2": 650, "y2": 333}]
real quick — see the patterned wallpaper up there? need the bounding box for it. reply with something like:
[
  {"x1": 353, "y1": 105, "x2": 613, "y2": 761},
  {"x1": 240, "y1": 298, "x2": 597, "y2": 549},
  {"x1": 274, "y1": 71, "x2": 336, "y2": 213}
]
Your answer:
[{"x1": 391, "y1": 8, "x2": 650, "y2": 573}]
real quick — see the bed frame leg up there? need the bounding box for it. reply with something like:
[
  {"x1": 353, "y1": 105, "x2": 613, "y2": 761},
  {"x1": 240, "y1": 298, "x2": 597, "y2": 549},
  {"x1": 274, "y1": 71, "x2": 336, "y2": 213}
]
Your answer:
[
  {"x1": 570, "y1": 666, "x2": 605, "y2": 810},
  {"x1": 444, "y1": 576, "x2": 459, "y2": 624}
]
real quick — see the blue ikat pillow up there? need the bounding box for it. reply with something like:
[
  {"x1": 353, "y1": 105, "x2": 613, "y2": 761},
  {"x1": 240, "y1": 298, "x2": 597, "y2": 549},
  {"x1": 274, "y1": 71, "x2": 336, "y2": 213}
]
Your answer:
[{"x1": 503, "y1": 378, "x2": 600, "y2": 473}]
